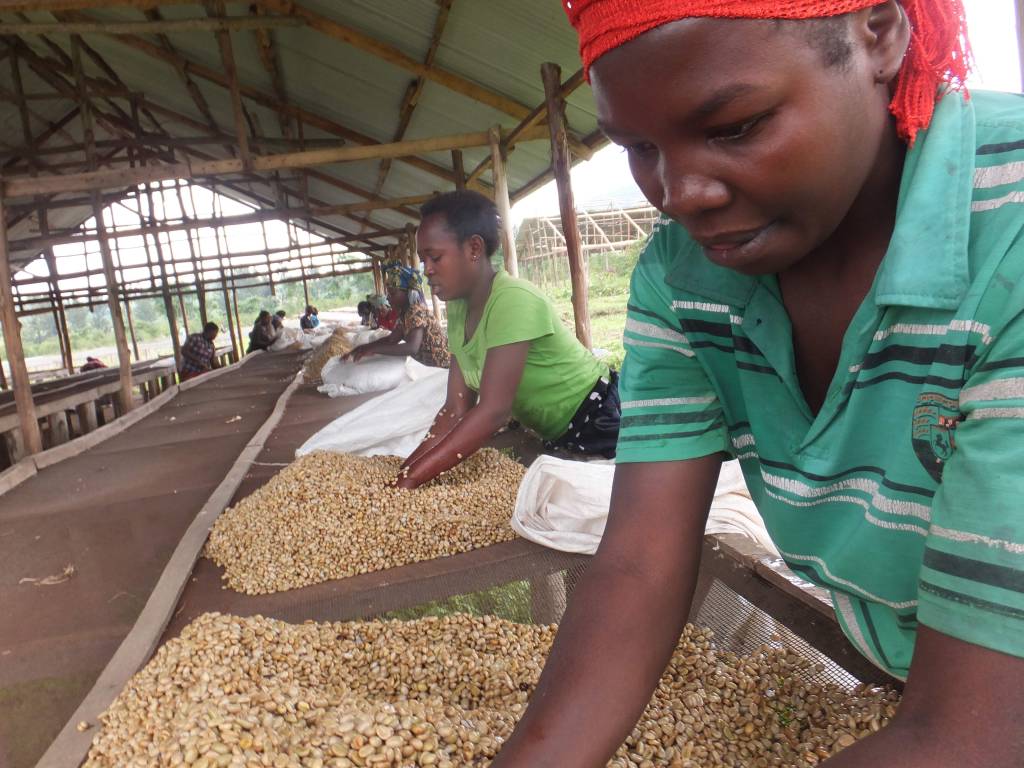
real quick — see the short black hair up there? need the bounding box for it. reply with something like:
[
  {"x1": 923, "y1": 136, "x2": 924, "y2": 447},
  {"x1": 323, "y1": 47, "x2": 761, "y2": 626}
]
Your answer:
[
  {"x1": 777, "y1": 15, "x2": 853, "y2": 69},
  {"x1": 357, "y1": 301, "x2": 372, "y2": 315},
  {"x1": 203, "y1": 321, "x2": 219, "y2": 335},
  {"x1": 419, "y1": 190, "x2": 500, "y2": 257},
  {"x1": 275, "y1": 310, "x2": 287, "y2": 318}
]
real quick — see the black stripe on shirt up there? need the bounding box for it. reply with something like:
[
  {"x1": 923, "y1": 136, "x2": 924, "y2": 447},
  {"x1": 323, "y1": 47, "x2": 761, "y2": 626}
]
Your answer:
[
  {"x1": 617, "y1": 423, "x2": 722, "y2": 443},
  {"x1": 923, "y1": 548, "x2": 1024, "y2": 594},
  {"x1": 857, "y1": 600, "x2": 893, "y2": 671},
  {"x1": 859, "y1": 343, "x2": 977, "y2": 372},
  {"x1": 845, "y1": 371, "x2": 965, "y2": 393},
  {"x1": 979, "y1": 356, "x2": 1024, "y2": 373},
  {"x1": 626, "y1": 303, "x2": 668, "y2": 323},
  {"x1": 977, "y1": 139, "x2": 1024, "y2": 155},
  {"x1": 621, "y1": 409, "x2": 722, "y2": 429},
  {"x1": 920, "y1": 581, "x2": 1024, "y2": 621}
]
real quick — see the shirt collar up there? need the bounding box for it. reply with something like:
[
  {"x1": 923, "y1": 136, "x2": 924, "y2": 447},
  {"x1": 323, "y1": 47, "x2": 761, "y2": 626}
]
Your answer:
[{"x1": 663, "y1": 93, "x2": 975, "y2": 311}]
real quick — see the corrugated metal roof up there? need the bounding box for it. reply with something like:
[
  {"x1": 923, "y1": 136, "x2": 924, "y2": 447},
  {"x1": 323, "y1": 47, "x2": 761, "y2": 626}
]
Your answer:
[{"x1": 0, "y1": 0, "x2": 599, "y2": 273}]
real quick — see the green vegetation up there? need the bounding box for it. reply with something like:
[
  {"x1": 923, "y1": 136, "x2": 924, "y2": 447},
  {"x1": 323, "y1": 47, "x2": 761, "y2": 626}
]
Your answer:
[
  {"x1": 382, "y1": 580, "x2": 533, "y2": 624},
  {"x1": 519, "y1": 244, "x2": 641, "y2": 370},
  {"x1": 6, "y1": 270, "x2": 375, "y2": 365}
]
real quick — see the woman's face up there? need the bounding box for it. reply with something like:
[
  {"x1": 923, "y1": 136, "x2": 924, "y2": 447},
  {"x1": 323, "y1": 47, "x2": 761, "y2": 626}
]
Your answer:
[
  {"x1": 416, "y1": 214, "x2": 484, "y2": 300},
  {"x1": 590, "y1": 11, "x2": 907, "y2": 275},
  {"x1": 387, "y1": 286, "x2": 409, "y2": 311}
]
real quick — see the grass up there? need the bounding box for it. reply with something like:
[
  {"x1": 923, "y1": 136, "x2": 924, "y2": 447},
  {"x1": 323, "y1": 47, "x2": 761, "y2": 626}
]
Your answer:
[{"x1": 520, "y1": 245, "x2": 641, "y2": 370}]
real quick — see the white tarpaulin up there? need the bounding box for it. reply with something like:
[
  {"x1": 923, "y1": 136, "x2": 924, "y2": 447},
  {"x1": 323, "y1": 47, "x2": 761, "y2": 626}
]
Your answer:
[
  {"x1": 511, "y1": 457, "x2": 777, "y2": 555},
  {"x1": 297, "y1": 361, "x2": 448, "y2": 458}
]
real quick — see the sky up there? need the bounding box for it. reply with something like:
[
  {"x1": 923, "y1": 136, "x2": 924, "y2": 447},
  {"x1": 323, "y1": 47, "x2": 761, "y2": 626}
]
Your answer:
[{"x1": 511, "y1": 0, "x2": 1024, "y2": 224}]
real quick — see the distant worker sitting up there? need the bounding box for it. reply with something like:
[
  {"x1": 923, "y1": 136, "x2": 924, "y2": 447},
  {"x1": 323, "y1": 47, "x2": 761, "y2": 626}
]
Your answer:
[
  {"x1": 357, "y1": 301, "x2": 373, "y2": 327},
  {"x1": 80, "y1": 356, "x2": 107, "y2": 373},
  {"x1": 179, "y1": 322, "x2": 220, "y2": 381},
  {"x1": 247, "y1": 311, "x2": 276, "y2": 353},
  {"x1": 300, "y1": 305, "x2": 320, "y2": 330}
]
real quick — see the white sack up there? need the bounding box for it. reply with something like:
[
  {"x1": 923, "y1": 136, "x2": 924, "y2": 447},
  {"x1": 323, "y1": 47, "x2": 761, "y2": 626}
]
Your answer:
[
  {"x1": 297, "y1": 362, "x2": 448, "y2": 458},
  {"x1": 317, "y1": 355, "x2": 419, "y2": 397},
  {"x1": 344, "y1": 328, "x2": 390, "y2": 347},
  {"x1": 512, "y1": 457, "x2": 777, "y2": 555}
]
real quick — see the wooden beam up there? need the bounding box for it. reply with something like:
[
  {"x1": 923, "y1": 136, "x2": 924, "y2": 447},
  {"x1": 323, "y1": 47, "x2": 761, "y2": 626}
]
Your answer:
[
  {"x1": 207, "y1": 0, "x2": 251, "y2": 170},
  {"x1": 542, "y1": 62, "x2": 590, "y2": 349},
  {"x1": 0, "y1": 0, "x2": 195, "y2": 11},
  {"x1": 60, "y1": 14, "x2": 460, "y2": 184},
  {"x1": 451, "y1": 148, "x2": 466, "y2": 191},
  {"x1": 489, "y1": 126, "x2": 518, "y2": 278},
  {"x1": 72, "y1": 33, "x2": 134, "y2": 410},
  {"x1": 257, "y1": 0, "x2": 531, "y2": 119},
  {"x1": 0, "y1": 16, "x2": 303, "y2": 36},
  {"x1": 4, "y1": 127, "x2": 547, "y2": 197},
  {"x1": 0, "y1": 196, "x2": 43, "y2": 454},
  {"x1": 10, "y1": 196, "x2": 435, "y2": 253}
]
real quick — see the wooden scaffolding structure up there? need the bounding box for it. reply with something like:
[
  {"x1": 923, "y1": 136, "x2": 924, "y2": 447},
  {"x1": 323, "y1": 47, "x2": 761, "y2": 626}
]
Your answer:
[{"x1": 0, "y1": 1, "x2": 606, "y2": 463}]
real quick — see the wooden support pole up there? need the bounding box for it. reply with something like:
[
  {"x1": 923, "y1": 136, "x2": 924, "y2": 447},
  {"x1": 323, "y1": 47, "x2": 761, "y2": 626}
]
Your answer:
[
  {"x1": 209, "y1": 0, "x2": 252, "y2": 170},
  {"x1": 259, "y1": 219, "x2": 277, "y2": 296},
  {"x1": 405, "y1": 223, "x2": 420, "y2": 269},
  {"x1": 123, "y1": 295, "x2": 140, "y2": 360},
  {"x1": 451, "y1": 149, "x2": 466, "y2": 191},
  {"x1": 0, "y1": 197, "x2": 42, "y2": 454},
  {"x1": 72, "y1": 33, "x2": 133, "y2": 410},
  {"x1": 231, "y1": 281, "x2": 243, "y2": 354},
  {"x1": 178, "y1": 291, "x2": 190, "y2": 335},
  {"x1": 174, "y1": 180, "x2": 208, "y2": 325},
  {"x1": 542, "y1": 62, "x2": 591, "y2": 349},
  {"x1": 143, "y1": 184, "x2": 182, "y2": 366},
  {"x1": 489, "y1": 126, "x2": 518, "y2": 278},
  {"x1": 0, "y1": 15, "x2": 304, "y2": 36},
  {"x1": 371, "y1": 256, "x2": 384, "y2": 295}
]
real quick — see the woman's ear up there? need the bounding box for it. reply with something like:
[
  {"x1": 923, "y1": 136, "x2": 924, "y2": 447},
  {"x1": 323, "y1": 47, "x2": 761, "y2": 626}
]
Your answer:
[
  {"x1": 855, "y1": 1, "x2": 910, "y2": 85},
  {"x1": 468, "y1": 234, "x2": 486, "y2": 262}
]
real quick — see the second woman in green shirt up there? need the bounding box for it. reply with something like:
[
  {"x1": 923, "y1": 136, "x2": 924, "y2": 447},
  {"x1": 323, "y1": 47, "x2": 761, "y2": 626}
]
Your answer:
[{"x1": 396, "y1": 190, "x2": 620, "y2": 489}]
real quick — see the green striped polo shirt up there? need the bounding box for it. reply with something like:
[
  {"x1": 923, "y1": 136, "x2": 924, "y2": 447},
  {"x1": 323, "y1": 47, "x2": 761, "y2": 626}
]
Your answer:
[{"x1": 617, "y1": 90, "x2": 1024, "y2": 680}]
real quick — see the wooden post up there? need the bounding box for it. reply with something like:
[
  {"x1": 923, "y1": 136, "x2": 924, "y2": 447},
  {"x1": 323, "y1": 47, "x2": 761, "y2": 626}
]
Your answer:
[
  {"x1": 405, "y1": 223, "x2": 420, "y2": 269},
  {"x1": 542, "y1": 62, "x2": 591, "y2": 349},
  {"x1": 219, "y1": 268, "x2": 238, "y2": 357},
  {"x1": 0, "y1": 355, "x2": 7, "y2": 390},
  {"x1": 178, "y1": 291, "x2": 190, "y2": 335},
  {"x1": 123, "y1": 296, "x2": 141, "y2": 360},
  {"x1": 451, "y1": 149, "x2": 466, "y2": 191},
  {"x1": 488, "y1": 126, "x2": 518, "y2": 277},
  {"x1": 72, "y1": 34, "x2": 133, "y2": 411},
  {"x1": 0, "y1": 197, "x2": 43, "y2": 455},
  {"x1": 371, "y1": 256, "x2": 384, "y2": 295},
  {"x1": 259, "y1": 219, "x2": 277, "y2": 296},
  {"x1": 231, "y1": 280, "x2": 243, "y2": 353},
  {"x1": 1017, "y1": 0, "x2": 1024, "y2": 92},
  {"x1": 142, "y1": 185, "x2": 182, "y2": 367},
  {"x1": 174, "y1": 180, "x2": 208, "y2": 325}
]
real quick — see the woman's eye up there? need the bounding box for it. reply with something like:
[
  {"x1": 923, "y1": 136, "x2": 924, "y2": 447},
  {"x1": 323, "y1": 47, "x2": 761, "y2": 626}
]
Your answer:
[
  {"x1": 709, "y1": 115, "x2": 767, "y2": 142},
  {"x1": 623, "y1": 141, "x2": 656, "y2": 158}
]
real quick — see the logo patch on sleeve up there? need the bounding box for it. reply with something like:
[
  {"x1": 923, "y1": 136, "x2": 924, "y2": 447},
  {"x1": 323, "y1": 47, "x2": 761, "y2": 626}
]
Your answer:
[{"x1": 911, "y1": 392, "x2": 961, "y2": 482}]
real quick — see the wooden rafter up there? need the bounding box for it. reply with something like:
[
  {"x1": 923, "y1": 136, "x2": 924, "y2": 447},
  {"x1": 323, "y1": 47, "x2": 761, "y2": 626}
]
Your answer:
[
  {"x1": 59, "y1": 11, "x2": 459, "y2": 185},
  {"x1": 0, "y1": 16, "x2": 303, "y2": 36},
  {"x1": 257, "y1": 0, "x2": 531, "y2": 119},
  {"x1": 206, "y1": 0, "x2": 252, "y2": 169},
  {"x1": 4, "y1": 126, "x2": 548, "y2": 197},
  {"x1": 369, "y1": 0, "x2": 453, "y2": 201}
]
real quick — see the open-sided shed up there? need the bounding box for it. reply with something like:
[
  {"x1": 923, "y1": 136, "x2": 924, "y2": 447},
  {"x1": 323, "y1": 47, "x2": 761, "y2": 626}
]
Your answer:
[{"x1": 0, "y1": 0, "x2": 604, "y2": 459}]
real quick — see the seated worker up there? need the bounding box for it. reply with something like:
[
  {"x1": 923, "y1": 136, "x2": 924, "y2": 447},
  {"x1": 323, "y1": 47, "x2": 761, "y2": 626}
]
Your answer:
[
  {"x1": 369, "y1": 294, "x2": 399, "y2": 331},
  {"x1": 396, "y1": 190, "x2": 620, "y2": 490},
  {"x1": 345, "y1": 264, "x2": 450, "y2": 369},
  {"x1": 357, "y1": 300, "x2": 373, "y2": 327},
  {"x1": 80, "y1": 356, "x2": 107, "y2": 373},
  {"x1": 490, "y1": 2, "x2": 1024, "y2": 767},
  {"x1": 271, "y1": 309, "x2": 287, "y2": 331},
  {"x1": 246, "y1": 310, "x2": 275, "y2": 353},
  {"x1": 179, "y1": 322, "x2": 219, "y2": 381},
  {"x1": 300, "y1": 304, "x2": 320, "y2": 330}
]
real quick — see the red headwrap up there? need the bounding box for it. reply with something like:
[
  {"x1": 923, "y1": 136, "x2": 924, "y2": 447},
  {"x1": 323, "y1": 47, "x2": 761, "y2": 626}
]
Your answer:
[{"x1": 563, "y1": 0, "x2": 971, "y2": 144}]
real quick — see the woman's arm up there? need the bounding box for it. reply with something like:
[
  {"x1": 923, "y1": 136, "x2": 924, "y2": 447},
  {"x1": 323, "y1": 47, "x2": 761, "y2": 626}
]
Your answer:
[
  {"x1": 345, "y1": 328, "x2": 403, "y2": 361},
  {"x1": 365, "y1": 327, "x2": 425, "y2": 358},
  {"x1": 401, "y1": 359, "x2": 476, "y2": 470},
  {"x1": 395, "y1": 341, "x2": 528, "y2": 489},
  {"x1": 491, "y1": 455, "x2": 724, "y2": 767}
]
